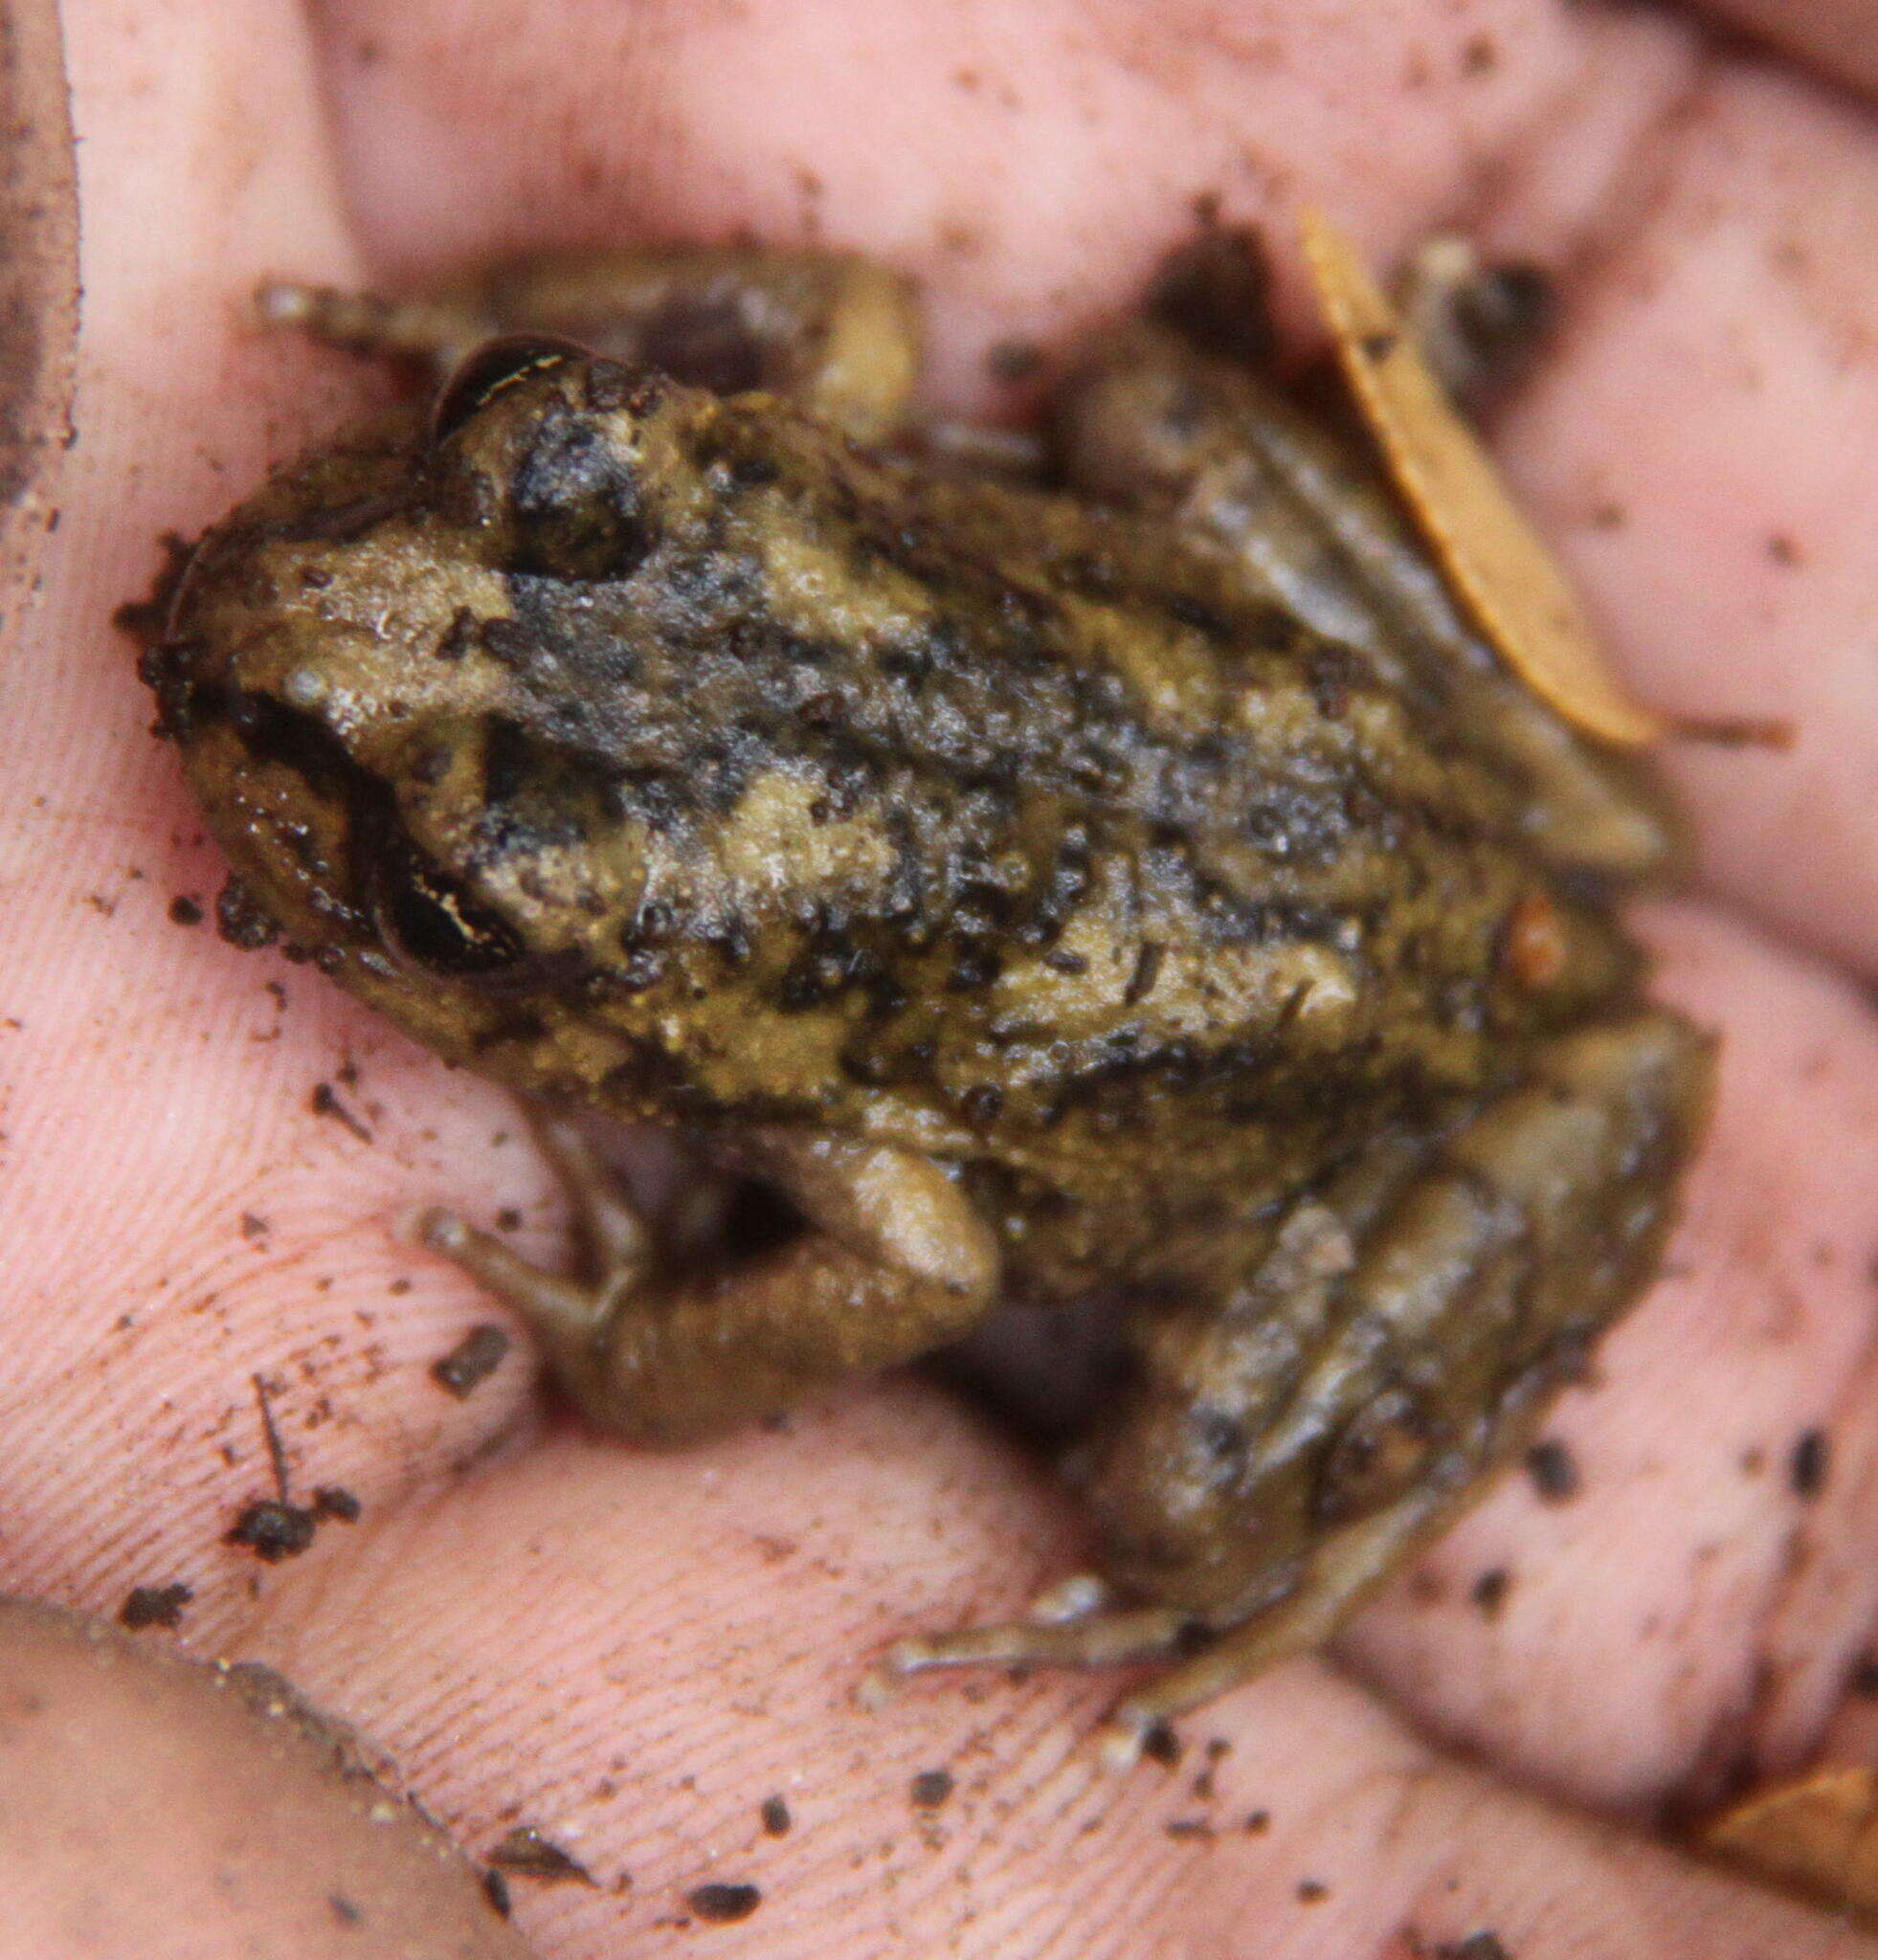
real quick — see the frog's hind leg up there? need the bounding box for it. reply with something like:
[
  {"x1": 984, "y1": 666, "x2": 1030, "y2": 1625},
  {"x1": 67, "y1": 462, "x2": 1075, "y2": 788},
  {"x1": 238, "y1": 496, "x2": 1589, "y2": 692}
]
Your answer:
[
  {"x1": 878, "y1": 1011, "x2": 1712, "y2": 1761},
  {"x1": 421, "y1": 1119, "x2": 999, "y2": 1445},
  {"x1": 1053, "y1": 249, "x2": 1681, "y2": 882},
  {"x1": 1084, "y1": 1437, "x2": 1507, "y2": 1768},
  {"x1": 883, "y1": 1480, "x2": 1467, "y2": 1769}
]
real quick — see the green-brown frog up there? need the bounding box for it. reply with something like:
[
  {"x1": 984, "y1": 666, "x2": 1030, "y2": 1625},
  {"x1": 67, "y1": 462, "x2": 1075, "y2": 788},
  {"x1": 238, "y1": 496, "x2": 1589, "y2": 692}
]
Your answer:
[{"x1": 137, "y1": 230, "x2": 1711, "y2": 1760}]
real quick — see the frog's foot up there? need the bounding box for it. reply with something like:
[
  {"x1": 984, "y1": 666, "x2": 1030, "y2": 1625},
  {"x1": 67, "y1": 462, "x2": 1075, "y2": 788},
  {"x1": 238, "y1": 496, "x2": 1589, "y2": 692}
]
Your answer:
[
  {"x1": 1090, "y1": 1481, "x2": 1463, "y2": 1768},
  {"x1": 421, "y1": 1119, "x2": 999, "y2": 1444},
  {"x1": 872, "y1": 1482, "x2": 1473, "y2": 1768},
  {"x1": 257, "y1": 246, "x2": 923, "y2": 442},
  {"x1": 1394, "y1": 235, "x2": 1555, "y2": 414},
  {"x1": 419, "y1": 1111, "x2": 656, "y2": 1349},
  {"x1": 880, "y1": 1605, "x2": 1195, "y2": 1682},
  {"x1": 877, "y1": 1011, "x2": 1712, "y2": 1764},
  {"x1": 865, "y1": 1574, "x2": 1194, "y2": 1732}
]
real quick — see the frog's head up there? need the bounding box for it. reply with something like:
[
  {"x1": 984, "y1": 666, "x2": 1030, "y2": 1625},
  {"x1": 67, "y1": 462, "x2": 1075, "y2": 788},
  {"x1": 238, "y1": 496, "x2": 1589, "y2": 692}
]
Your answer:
[{"x1": 134, "y1": 342, "x2": 907, "y2": 1110}]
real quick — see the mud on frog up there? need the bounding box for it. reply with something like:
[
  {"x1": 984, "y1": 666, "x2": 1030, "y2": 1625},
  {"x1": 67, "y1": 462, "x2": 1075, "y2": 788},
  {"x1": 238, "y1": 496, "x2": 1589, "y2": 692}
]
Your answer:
[{"x1": 137, "y1": 229, "x2": 1710, "y2": 1761}]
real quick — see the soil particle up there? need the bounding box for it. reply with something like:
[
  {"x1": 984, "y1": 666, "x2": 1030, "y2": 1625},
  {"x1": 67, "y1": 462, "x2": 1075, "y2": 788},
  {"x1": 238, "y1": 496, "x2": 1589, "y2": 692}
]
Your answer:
[
  {"x1": 432, "y1": 1324, "x2": 512, "y2": 1398},
  {"x1": 487, "y1": 1826, "x2": 596, "y2": 1885},
  {"x1": 310, "y1": 1080, "x2": 373, "y2": 1144},
  {"x1": 1790, "y1": 1427, "x2": 1830, "y2": 1501},
  {"x1": 226, "y1": 1498, "x2": 317, "y2": 1562},
  {"x1": 909, "y1": 1768, "x2": 954, "y2": 1810},
  {"x1": 1524, "y1": 1438, "x2": 1579, "y2": 1503},
  {"x1": 1470, "y1": 1568, "x2": 1512, "y2": 1617},
  {"x1": 1438, "y1": 1935, "x2": 1511, "y2": 1960},
  {"x1": 688, "y1": 1881, "x2": 762, "y2": 1924},
  {"x1": 1142, "y1": 1723, "x2": 1182, "y2": 1767},
  {"x1": 119, "y1": 1582, "x2": 192, "y2": 1630}
]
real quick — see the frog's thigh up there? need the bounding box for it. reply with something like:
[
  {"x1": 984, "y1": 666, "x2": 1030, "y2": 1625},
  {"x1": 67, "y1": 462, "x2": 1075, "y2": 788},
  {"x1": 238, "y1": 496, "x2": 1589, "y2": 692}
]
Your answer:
[
  {"x1": 884, "y1": 1012, "x2": 1711, "y2": 1756},
  {"x1": 1051, "y1": 307, "x2": 1678, "y2": 881},
  {"x1": 423, "y1": 1123, "x2": 998, "y2": 1445}
]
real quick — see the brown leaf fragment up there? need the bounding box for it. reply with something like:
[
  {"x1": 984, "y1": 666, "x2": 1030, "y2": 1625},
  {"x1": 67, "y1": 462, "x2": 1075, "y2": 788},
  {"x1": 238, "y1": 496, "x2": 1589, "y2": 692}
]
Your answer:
[
  {"x1": 1299, "y1": 208, "x2": 1665, "y2": 749},
  {"x1": 1702, "y1": 1764, "x2": 1878, "y2": 1924}
]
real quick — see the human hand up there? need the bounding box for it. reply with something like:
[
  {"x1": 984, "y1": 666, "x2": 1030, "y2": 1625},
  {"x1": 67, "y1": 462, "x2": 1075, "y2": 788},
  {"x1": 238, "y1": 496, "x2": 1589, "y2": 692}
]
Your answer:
[{"x1": 7, "y1": 2, "x2": 1878, "y2": 1952}]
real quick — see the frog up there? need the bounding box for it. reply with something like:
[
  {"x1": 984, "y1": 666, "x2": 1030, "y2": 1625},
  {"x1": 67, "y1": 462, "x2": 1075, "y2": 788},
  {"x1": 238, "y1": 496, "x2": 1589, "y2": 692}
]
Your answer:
[{"x1": 135, "y1": 224, "x2": 1712, "y2": 1762}]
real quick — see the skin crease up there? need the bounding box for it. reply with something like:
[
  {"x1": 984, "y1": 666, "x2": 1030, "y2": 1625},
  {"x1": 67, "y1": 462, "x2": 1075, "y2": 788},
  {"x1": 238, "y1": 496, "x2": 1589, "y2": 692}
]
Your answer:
[{"x1": 1, "y1": 0, "x2": 1877, "y2": 1953}]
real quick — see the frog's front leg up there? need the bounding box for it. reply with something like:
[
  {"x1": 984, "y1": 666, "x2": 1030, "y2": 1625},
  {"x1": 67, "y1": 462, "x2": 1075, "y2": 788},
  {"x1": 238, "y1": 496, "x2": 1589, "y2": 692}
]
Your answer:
[
  {"x1": 422, "y1": 1121, "x2": 998, "y2": 1444},
  {"x1": 883, "y1": 1010, "x2": 1712, "y2": 1763},
  {"x1": 257, "y1": 244, "x2": 922, "y2": 443}
]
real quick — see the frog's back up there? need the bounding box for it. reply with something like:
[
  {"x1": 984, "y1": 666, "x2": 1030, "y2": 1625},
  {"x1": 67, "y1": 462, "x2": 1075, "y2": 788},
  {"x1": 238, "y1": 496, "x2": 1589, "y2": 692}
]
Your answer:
[
  {"x1": 422, "y1": 371, "x2": 1634, "y2": 1153},
  {"x1": 162, "y1": 357, "x2": 1640, "y2": 1224}
]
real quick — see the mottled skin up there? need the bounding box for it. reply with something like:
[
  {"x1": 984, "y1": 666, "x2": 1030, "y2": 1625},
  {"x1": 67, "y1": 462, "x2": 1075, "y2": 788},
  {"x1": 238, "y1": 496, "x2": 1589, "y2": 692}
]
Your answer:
[{"x1": 139, "y1": 236, "x2": 1711, "y2": 1756}]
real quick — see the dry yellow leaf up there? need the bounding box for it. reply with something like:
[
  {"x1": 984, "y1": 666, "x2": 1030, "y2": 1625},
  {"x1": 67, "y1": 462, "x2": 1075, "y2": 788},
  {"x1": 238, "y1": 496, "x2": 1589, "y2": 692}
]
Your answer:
[
  {"x1": 1299, "y1": 208, "x2": 1666, "y2": 749},
  {"x1": 1702, "y1": 1764, "x2": 1878, "y2": 1923}
]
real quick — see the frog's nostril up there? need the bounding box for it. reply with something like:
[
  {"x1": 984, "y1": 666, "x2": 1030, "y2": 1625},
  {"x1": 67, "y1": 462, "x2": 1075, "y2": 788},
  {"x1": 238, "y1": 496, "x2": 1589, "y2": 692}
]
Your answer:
[{"x1": 429, "y1": 333, "x2": 591, "y2": 445}]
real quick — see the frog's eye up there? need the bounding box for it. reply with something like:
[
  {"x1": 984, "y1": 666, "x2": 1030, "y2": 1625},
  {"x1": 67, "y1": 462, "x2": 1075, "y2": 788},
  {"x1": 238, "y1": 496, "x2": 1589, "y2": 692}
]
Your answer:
[
  {"x1": 430, "y1": 334, "x2": 592, "y2": 444},
  {"x1": 369, "y1": 829, "x2": 528, "y2": 978}
]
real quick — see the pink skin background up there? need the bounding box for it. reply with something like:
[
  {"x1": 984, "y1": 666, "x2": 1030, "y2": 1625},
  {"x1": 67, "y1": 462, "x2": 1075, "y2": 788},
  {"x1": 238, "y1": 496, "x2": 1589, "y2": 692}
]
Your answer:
[{"x1": 3, "y1": 0, "x2": 1878, "y2": 1952}]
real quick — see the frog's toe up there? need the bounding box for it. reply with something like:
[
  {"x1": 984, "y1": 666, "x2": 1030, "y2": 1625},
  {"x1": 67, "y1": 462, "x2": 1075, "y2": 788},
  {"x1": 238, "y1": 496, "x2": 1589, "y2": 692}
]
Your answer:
[
  {"x1": 1025, "y1": 1570, "x2": 1115, "y2": 1625},
  {"x1": 419, "y1": 1207, "x2": 610, "y2": 1345},
  {"x1": 873, "y1": 1490, "x2": 1457, "y2": 1767},
  {"x1": 861, "y1": 1571, "x2": 1147, "y2": 1709},
  {"x1": 526, "y1": 1111, "x2": 658, "y2": 1276},
  {"x1": 253, "y1": 278, "x2": 490, "y2": 368},
  {"x1": 878, "y1": 1600, "x2": 1196, "y2": 1687}
]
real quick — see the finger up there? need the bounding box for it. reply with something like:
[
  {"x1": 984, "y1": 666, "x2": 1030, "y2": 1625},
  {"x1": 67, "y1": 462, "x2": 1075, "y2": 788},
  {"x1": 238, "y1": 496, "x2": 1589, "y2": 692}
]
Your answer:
[
  {"x1": 0, "y1": 0, "x2": 78, "y2": 585},
  {"x1": 309, "y1": 0, "x2": 1683, "y2": 403},
  {"x1": 235, "y1": 1393, "x2": 1875, "y2": 1957},
  {"x1": 1492, "y1": 58, "x2": 1878, "y2": 977},
  {"x1": 0, "y1": 0, "x2": 558, "y2": 1625},
  {"x1": 0, "y1": 1599, "x2": 529, "y2": 1959},
  {"x1": 1341, "y1": 901, "x2": 1878, "y2": 1815},
  {"x1": 1688, "y1": 2, "x2": 1878, "y2": 97}
]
